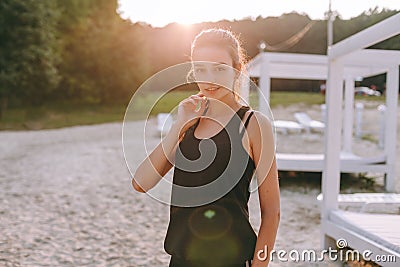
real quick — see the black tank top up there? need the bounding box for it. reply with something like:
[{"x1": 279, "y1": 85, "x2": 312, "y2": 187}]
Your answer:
[{"x1": 164, "y1": 106, "x2": 257, "y2": 265}]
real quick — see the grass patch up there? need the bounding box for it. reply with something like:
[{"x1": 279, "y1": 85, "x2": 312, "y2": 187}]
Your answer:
[
  {"x1": 0, "y1": 102, "x2": 128, "y2": 130},
  {"x1": 247, "y1": 91, "x2": 325, "y2": 109},
  {"x1": 0, "y1": 91, "x2": 390, "y2": 131},
  {"x1": 278, "y1": 171, "x2": 384, "y2": 193},
  {"x1": 360, "y1": 134, "x2": 378, "y2": 144},
  {"x1": 269, "y1": 92, "x2": 325, "y2": 107},
  {"x1": 149, "y1": 90, "x2": 195, "y2": 114},
  {"x1": 355, "y1": 94, "x2": 386, "y2": 103}
]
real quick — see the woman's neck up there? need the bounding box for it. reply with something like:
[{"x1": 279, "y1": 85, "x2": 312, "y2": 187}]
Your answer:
[{"x1": 206, "y1": 93, "x2": 242, "y2": 118}]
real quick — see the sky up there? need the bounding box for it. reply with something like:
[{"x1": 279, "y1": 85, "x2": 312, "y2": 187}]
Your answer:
[{"x1": 118, "y1": 0, "x2": 400, "y2": 27}]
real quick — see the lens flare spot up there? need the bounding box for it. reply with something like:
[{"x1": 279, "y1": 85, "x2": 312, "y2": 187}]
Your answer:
[{"x1": 204, "y1": 209, "x2": 216, "y2": 219}]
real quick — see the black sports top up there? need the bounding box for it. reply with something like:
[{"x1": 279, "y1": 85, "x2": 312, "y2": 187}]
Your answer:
[{"x1": 164, "y1": 106, "x2": 257, "y2": 265}]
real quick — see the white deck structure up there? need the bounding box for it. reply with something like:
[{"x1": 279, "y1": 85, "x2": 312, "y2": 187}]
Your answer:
[
  {"x1": 320, "y1": 13, "x2": 400, "y2": 266},
  {"x1": 245, "y1": 24, "x2": 400, "y2": 192},
  {"x1": 245, "y1": 13, "x2": 400, "y2": 265}
]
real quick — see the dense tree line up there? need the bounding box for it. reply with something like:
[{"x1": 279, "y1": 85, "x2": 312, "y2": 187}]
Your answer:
[
  {"x1": 54, "y1": 0, "x2": 149, "y2": 105},
  {"x1": 0, "y1": 0, "x2": 149, "y2": 118},
  {"x1": 0, "y1": 1, "x2": 398, "y2": 118},
  {"x1": 0, "y1": 0, "x2": 59, "y2": 117},
  {"x1": 140, "y1": 8, "x2": 399, "y2": 73}
]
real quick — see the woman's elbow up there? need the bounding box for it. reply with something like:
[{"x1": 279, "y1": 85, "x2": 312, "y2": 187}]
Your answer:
[
  {"x1": 132, "y1": 178, "x2": 146, "y2": 193},
  {"x1": 261, "y1": 208, "x2": 280, "y2": 223}
]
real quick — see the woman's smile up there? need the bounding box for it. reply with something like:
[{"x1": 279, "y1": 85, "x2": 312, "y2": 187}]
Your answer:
[{"x1": 205, "y1": 86, "x2": 220, "y2": 92}]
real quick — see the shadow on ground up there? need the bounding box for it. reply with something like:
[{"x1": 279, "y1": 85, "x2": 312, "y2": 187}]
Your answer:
[{"x1": 278, "y1": 171, "x2": 386, "y2": 193}]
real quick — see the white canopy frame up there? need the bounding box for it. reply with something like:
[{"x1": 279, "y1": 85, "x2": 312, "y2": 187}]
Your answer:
[
  {"x1": 245, "y1": 38, "x2": 400, "y2": 193},
  {"x1": 245, "y1": 13, "x2": 400, "y2": 265},
  {"x1": 320, "y1": 13, "x2": 400, "y2": 266}
]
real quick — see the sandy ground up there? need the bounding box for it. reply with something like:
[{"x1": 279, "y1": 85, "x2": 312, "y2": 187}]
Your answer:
[{"x1": 1, "y1": 100, "x2": 399, "y2": 266}]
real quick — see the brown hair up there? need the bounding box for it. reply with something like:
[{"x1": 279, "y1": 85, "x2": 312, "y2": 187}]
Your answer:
[
  {"x1": 190, "y1": 28, "x2": 247, "y2": 71},
  {"x1": 189, "y1": 28, "x2": 248, "y2": 102}
]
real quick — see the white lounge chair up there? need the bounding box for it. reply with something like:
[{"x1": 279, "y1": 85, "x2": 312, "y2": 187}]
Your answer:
[
  {"x1": 157, "y1": 113, "x2": 173, "y2": 136},
  {"x1": 272, "y1": 120, "x2": 304, "y2": 134},
  {"x1": 325, "y1": 210, "x2": 400, "y2": 266},
  {"x1": 317, "y1": 193, "x2": 400, "y2": 212},
  {"x1": 294, "y1": 112, "x2": 325, "y2": 133}
]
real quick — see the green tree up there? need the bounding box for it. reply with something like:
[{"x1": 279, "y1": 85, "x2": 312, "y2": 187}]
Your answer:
[
  {"x1": 56, "y1": 0, "x2": 149, "y2": 104},
  {"x1": 334, "y1": 8, "x2": 399, "y2": 45},
  {"x1": 0, "y1": 0, "x2": 60, "y2": 118}
]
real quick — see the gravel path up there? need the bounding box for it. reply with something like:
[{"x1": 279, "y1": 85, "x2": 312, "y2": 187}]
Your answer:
[
  {"x1": 0, "y1": 122, "x2": 171, "y2": 266},
  {"x1": 1, "y1": 100, "x2": 397, "y2": 266}
]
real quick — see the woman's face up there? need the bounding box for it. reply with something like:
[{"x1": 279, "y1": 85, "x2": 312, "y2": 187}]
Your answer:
[{"x1": 191, "y1": 46, "x2": 237, "y2": 100}]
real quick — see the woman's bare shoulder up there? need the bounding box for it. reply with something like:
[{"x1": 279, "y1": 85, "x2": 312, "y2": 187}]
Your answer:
[
  {"x1": 243, "y1": 109, "x2": 274, "y2": 149},
  {"x1": 244, "y1": 109, "x2": 273, "y2": 130}
]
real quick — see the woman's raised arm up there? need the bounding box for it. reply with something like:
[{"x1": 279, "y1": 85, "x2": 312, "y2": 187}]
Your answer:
[
  {"x1": 132, "y1": 93, "x2": 208, "y2": 193},
  {"x1": 132, "y1": 121, "x2": 182, "y2": 193}
]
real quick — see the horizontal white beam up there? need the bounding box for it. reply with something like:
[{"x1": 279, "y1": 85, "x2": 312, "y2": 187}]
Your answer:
[
  {"x1": 268, "y1": 63, "x2": 327, "y2": 79},
  {"x1": 266, "y1": 53, "x2": 326, "y2": 65},
  {"x1": 344, "y1": 49, "x2": 400, "y2": 66},
  {"x1": 246, "y1": 49, "x2": 399, "y2": 78},
  {"x1": 329, "y1": 13, "x2": 400, "y2": 59}
]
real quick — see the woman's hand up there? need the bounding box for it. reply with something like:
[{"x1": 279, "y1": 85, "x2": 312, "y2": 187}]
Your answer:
[
  {"x1": 132, "y1": 93, "x2": 209, "y2": 193},
  {"x1": 174, "y1": 92, "x2": 209, "y2": 134}
]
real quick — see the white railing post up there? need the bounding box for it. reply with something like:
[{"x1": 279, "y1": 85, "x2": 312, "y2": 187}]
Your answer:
[
  {"x1": 321, "y1": 56, "x2": 344, "y2": 248},
  {"x1": 258, "y1": 54, "x2": 271, "y2": 114},
  {"x1": 384, "y1": 66, "x2": 399, "y2": 192},
  {"x1": 355, "y1": 102, "x2": 364, "y2": 138},
  {"x1": 239, "y1": 72, "x2": 250, "y2": 106},
  {"x1": 343, "y1": 77, "x2": 355, "y2": 153},
  {"x1": 320, "y1": 104, "x2": 326, "y2": 123},
  {"x1": 377, "y1": 104, "x2": 386, "y2": 149}
]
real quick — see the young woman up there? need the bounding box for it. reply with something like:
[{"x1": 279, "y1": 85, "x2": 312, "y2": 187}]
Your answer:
[{"x1": 132, "y1": 29, "x2": 280, "y2": 267}]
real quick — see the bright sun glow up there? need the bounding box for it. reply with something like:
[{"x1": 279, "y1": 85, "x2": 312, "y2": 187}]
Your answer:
[
  {"x1": 118, "y1": 0, "x2": 400, "y2": 28},
  {"x1": 177, "y1": 21, "x2": 195, "y2": 29}
]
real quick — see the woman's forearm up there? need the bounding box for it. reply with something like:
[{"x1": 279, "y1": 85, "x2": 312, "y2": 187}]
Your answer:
[
  {"x1": 251, "y1": 210, "x2": 280, "y2": 266},
  {"x1": 132, "y1": 121, "x2": 184, "y2": 192}
]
